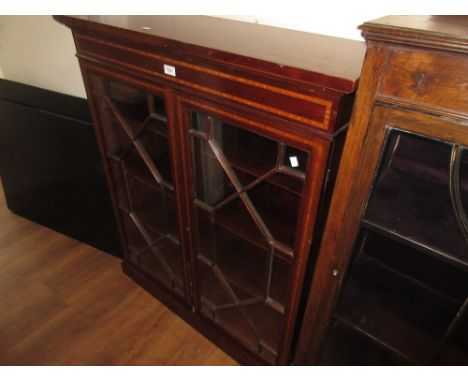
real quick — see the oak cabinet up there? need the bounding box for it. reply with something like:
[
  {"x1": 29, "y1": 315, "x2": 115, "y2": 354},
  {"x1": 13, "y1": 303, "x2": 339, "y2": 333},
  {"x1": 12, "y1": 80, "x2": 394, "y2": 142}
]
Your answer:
[
  {"x1": 296, "y1": 16, "x2": 468, "y2": 365},
  {"x1": 54, "y1": 15, "x2": 364, "y2": 365}
]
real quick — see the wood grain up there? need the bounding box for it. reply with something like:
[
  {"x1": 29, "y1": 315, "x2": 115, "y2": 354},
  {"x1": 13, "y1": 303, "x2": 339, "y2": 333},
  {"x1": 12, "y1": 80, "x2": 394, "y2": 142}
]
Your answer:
[
  {"x1": 379, "y1": 48, "x2": 468, "y2": 116},
  {"x1": 296, "y1": 15, "x2": 468, "y2": 365},
  {"x1": 294, "y1": 44, "x2": 391, "y2": 364},
  {"x1": 54, "y1": 15, "x2": 365, "y2": 92},
  {"x1": 74, "y1": 33, "x2": 334, "y2": 131},
  {"x1": 360, "y1": 15, "x2": 468, "y2": 54},
  {"x1": 0, "y1": 179, "x2": 237, "y2": 366}
]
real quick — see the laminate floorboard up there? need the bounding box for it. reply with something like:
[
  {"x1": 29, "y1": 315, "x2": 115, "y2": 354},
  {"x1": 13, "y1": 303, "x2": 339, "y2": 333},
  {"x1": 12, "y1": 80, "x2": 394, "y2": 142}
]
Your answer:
[{"x1": 0, "y1": 180, "x2": 237, "y2": 366}]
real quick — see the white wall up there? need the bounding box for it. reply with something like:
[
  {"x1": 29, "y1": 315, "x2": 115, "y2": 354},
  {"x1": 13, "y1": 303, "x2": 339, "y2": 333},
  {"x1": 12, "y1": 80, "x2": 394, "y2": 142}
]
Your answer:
[
  {"x1": 0, "y1": 16, "x2": 87, "y2": 98},
  {"x1": 218, "y1": 14, "x2": 383, "y2": 41}
]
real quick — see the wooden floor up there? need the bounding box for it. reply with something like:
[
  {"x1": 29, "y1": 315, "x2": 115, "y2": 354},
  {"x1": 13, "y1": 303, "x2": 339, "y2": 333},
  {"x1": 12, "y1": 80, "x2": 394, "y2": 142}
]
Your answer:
[{"x1": 0, "y1": 181, "x2": 237, "y2": 365}]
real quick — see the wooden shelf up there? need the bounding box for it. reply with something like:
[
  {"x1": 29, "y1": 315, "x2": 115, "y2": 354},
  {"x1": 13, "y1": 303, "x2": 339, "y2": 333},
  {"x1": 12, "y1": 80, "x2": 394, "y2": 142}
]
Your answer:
[
  {"x1": 137, "y1": 237, "x2": 184, "y2": 295},
  {"x1": 364, "y1": 169, "x2": 468, "y2": 271},
  {"x1": 195, "y1": 210, "x2": 290, "y2": 314},
  {"x1": 198, "y1": 247, "x2": 285, "y2": 363},
  {"x1": 129, "y1": 174, "x2": 177, "y2": 233},
  {"x1": 359, "y1": 230, "x2": 468, "y2": 304},
  {"x1": 121, "y1": 117, "x2": 168, "y2": 139},
  {"x1": 145, "y1": 118, "x2": 168, "y2": 138},
  {"x1": 222, "y1": 126, "x2": 306, "y2": 191},
  {"x1": 196, "y1": 200, "x2": 268, "y2": 252},
  {"x1": 193, "y1": 136, "x2": 305, "y2": 197},
  {"x1": 249, "y1": 182, "x2": 300, "y2": 251},
  {"x1": 230, "y1": 157, "x2": 304, "y2": 196},
  {"x1": 106, "y1": 148, "x2": 174, "y2": 192},
  {"x1": 320, "y1": 317, "x2": 412, "y2": 365},
  {"x1": 196, "y1": 197, "x2": 295, "y2": 262},
  {"x1": 334, "y1": 255, "x2": 460, "y2": 363},
  {"x1": 129, "y1": 232, "x2": 184, "y2": 295},
  {"x1": 197, "y1": 248, "x2": 287, "y2": 314},
  {"x1": 112, "y1": 98, "x2": 148, "y2": 126},
  {"x1": 199, "y1": 296, "x2": 282, "y2": 364},
  {"x1": 434, "y1": 316, "x2": 468, "y2": 365},
  {"x1": 197, "y1": 252, "x2": 266, "y2": 306}
]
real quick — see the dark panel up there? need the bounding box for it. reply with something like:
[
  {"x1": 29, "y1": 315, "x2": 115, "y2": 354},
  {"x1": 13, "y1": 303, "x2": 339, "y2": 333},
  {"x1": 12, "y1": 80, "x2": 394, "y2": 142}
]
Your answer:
[
  {"x1": 0, "y1": 80, "x2": 121, "y2": 256},
  {"x1": 0, "y1": 79, "x2": 91, "y2": 122}
]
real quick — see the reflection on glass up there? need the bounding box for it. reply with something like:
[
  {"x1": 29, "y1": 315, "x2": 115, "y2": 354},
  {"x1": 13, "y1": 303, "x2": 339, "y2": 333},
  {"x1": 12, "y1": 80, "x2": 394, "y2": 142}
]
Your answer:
[
  {"x1": 108, "y1": 80, "x2": 148, "y2": 125},
  {"x1": 284, "y1": 146, "x2": 309, "y2": 172},
  {"x1": 365, "y1": 131, "x2": 468, "y2": 266},
  {"x1": 320, "y1": 130, "x2": 468, "y2": 365},
  {"x1": 92, "y1": 76, "x2": 184, "y2": 297},
  {"x1": 189, "y1": 110, "x2": 307, "y2": 363}
]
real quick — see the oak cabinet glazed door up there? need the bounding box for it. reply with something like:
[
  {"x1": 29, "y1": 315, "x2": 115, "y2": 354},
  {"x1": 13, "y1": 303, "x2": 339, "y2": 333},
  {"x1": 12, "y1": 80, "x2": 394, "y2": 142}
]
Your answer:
[
  {"x1": 86, "y1": 72, "x2": 188, "y2": 301},
  {"x1": 318, "y1": 107, "x2": 468, "y2": 365},
  {"x1": 177, "y1": 96, "x2": 329, "y2": 365}
]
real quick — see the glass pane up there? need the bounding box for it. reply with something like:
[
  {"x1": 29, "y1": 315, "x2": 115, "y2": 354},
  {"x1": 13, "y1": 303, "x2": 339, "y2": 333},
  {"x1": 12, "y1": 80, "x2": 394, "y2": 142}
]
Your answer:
[
  {"x1": 363, "y1": 231, "x2": 468, "y2": 302},
  {"x1": 122, "y1": 213, "x2": 147, "y2": 256},
  {"x1": 333, "y1": 230, "x2": 461, "y2": 363},
  {"x1": 98, "y1": 101, "x2": 132, "y2": 158},
  {"x1": 124, "y1": 174, "x2": 182, "y2": 294},
  {"x1": 365, "y1": 131, "x2": 468, "y2": 266},
  {"x1": 90, "y1": 75, "x2": 184, "y2": 297},
  {"x1": 197, "y1": 223, "x2": 269, "y2": 302},
  {"x1": 123, "y1": 147, "x2": 157, "y2": 187},
  {"x1": 267, "y1": 172, "x2": 304, "y2": 196},
  {"x1": 248, "y1": 181, "x2": 301, "y2": 249},
  {"x1": 191, "y1": 110, "x2": 207, "y2": 133},
  {"x1": 269, "y1": 256, "x2": 291, "y2": 309},
  {"x1": 320, "y1": 130, "x2": 468, "y2": 365},
  {"x1": 189, "y1": 109, "x2": 306, "y2": 363},
  {"x1": 461, "y1": 148, "x2": 468, "y2": 236},
  {"x1": 127, "y1": 175, "x2": 177, "y2": 238},
  {"x1": 320, "y1": 320, "x2": 409, "y2": 365},
  {"x1": 146, "y1": 117, "x2": 167, "y2": 136},
  {"x1": 108, "y1": 160, "x2": 129, "y2": 211},
  {"x1": 214, "y1": 198, "x2": 270, "y2": 250},
  {"x1": 216, "y1": 122, "x2": 278, "y2": 175},
  {"x1": 192, "y1": 137, "x2": 237, "y2": 206},
  {"x1": 138, "y1": 130, "x2": 173, "y2": 184},
  {"x1": 148, "y1": 95, "x2": 167, "y2": 123},
  {"x1": 435, "y1": 315, "x2": 468, "y2": 365},
  {"x1": 107, "y1": 80, "x2": 149, "y2": 126},
  {"x1": 284, "y1": 146, "x2": 308, "y2": 172}
]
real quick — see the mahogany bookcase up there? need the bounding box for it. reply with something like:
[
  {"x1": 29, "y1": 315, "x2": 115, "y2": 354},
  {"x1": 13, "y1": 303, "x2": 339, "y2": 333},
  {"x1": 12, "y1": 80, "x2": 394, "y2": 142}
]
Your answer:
[{"x1": 54, "y1": 15, "x2": 364, "y2": 365}]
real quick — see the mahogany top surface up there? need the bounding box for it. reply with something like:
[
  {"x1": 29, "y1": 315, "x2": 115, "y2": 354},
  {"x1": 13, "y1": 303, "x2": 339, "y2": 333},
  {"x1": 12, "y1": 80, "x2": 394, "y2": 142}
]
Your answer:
[
  {"x1": 54, "y1": 15, "x2": 365, "y2": 93},
  {"x1": 360, "y1": 15, "x2": 468, "y2": 51}
]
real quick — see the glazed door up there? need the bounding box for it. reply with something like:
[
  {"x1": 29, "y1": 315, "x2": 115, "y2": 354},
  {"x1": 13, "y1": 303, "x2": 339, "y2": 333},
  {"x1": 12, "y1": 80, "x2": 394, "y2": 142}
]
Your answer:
[
  {"x1": 86, "y1": 70, "x2": 188, "y2": 301},
  {"x1": 317, "y1": 106, "x2": 468, "y2": 365},
  {"x1": 177, "y1": 96, "x2": 330, "y2": 365}
]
